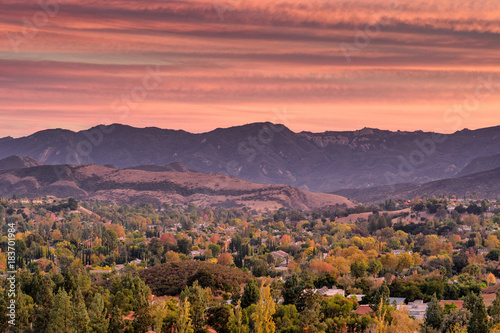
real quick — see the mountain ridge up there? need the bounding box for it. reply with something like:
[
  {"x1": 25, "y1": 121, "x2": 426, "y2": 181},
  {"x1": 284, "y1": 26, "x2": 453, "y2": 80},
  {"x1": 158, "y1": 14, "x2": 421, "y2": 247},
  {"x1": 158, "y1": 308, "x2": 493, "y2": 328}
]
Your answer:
[{"x1": 0, "y1": 123, "x2": 498, "y2": 192}]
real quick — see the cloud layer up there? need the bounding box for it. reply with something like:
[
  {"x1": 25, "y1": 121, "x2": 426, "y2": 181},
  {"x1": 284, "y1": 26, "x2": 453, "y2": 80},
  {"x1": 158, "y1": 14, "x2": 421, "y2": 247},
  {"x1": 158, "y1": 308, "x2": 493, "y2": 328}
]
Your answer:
[{"x1": 0, "y1": 0, "x2": 499, "y2": 137}]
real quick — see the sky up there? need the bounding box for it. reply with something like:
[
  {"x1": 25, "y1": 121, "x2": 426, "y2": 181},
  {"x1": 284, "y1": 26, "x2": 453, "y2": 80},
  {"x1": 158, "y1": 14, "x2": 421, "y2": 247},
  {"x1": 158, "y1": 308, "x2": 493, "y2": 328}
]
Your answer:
[{"x1": 0, "y1": 0, "x2": 499, "y2": 138}]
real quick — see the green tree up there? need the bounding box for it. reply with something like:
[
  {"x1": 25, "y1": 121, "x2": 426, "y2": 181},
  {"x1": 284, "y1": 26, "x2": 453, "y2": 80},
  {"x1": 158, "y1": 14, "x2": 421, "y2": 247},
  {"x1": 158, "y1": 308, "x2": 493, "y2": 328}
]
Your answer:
[
  {"x1": 282, "y1": 274, "x2": 305, "y2": 310},
  {"x1": 108, "y1": 306, "x2": 125, "y2": 333},
  {"x1": 228, "y1": 300, "x2": 249, "y2": 333},
  {"x1": 241, "y1": 280, "x2": 260, "y2": 309},
  {"x1": 180, "y1": 280, "x2": 210, "y2": 333},
  {"x1": 207, "y1": 304, "x2": 232, "y2": 333},
  {"x1": 32, "y1": 273, "x2": 55, "y2": 332},
  {"x1": 371, "y1": 281, "x2": 390, "y2": 312},
  {"x1": 424, "y1": 294, "x2": 443, "y2": 331},
  {"x1": 464, "y1": 292, "x2": 489, "y2": 333},
  {"x1": 16, "y1": 289, "x2": 35, "y2": 332},
  {"x1": 489, "y1": 290, "x2": 500, "y2": 326},
  {"x1": 47, "y1": 288, "x2": 76, "y2": 333},
  {"x1": 88, "y1": 293, "x2": 109, "y2": 333},
  {"x1": 73, "y1": 288, "x2": 90, "y2": 333}
]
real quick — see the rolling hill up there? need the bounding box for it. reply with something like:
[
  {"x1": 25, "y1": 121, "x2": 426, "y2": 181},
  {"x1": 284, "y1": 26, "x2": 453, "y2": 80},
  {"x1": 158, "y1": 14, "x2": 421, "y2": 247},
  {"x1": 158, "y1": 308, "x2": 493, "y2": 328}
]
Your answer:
[
  {"x1": 0, "y1": 155, "x2": 45, "y2": 170},
  {"x1": 0, "y1": 160, "x2": 352, "y2": 210},
  {"x1": 335, "y1": 167, "x2": 500, "y2": 204},
  {"x1": 0, "y1": 123, "x2": 498, "y2": 192}
]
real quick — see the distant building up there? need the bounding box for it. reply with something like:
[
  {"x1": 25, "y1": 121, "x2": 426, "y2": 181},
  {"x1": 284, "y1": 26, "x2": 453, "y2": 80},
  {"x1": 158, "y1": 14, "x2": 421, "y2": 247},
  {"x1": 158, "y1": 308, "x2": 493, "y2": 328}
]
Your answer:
[
  {"x1": 406, "y1": 300, "x2": 427, "y2": 320},
  {"x1": 312, "y1": 286, "x2": 345, "y2": 297}
]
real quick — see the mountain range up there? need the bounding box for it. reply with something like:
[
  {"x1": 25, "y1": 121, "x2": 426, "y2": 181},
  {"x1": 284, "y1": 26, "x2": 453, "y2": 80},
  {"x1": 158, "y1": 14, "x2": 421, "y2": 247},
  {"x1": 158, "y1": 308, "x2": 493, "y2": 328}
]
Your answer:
[
  {"x1": 0, "y1": 156, "x2": 351, "y2": 210},
  {"x1": 1, "y1": 123, "x2": 499, "y2": 193}
]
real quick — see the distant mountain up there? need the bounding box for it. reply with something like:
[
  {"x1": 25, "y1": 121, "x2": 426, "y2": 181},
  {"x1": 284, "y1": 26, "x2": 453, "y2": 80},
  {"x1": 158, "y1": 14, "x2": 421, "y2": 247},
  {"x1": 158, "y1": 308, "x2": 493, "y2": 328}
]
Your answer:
[
  {"x1": 0, "y1": 123, "x2": 499, "y2": 192},
  {"x1": 0, "y1": 155, "x2": 45, "y2": 170},
  {"x1": 0, "y1": 163, "x2": 352, "y2": 210},
  {"x1": 455, "y1": 153, "x2": 500, "y2": 177},
  {"x1": 335, "y1": 167, "x2": 500, "y2": 204}
]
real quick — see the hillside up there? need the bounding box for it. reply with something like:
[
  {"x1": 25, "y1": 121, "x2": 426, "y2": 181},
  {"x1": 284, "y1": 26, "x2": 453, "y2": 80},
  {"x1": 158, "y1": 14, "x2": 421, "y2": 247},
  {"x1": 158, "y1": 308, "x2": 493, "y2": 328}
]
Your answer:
[
  {"x1": 0, "y1": 123, "x2": 498, "y2": 192},
  {"x1": 0, "y1": 162, "x2": 352, "y2": 210},
  {"x1": 0, "y1": 155, "x2": 45, "y2": 170},
  {"x1": 138, "y1": 261, "x2": 250, "y2": 296},
  {"x1": 335, "y1": 167, "x2": 500, "y2": 204},
  {"x1": 455, "y1": 153, "x2": 500, "y2": 177}
]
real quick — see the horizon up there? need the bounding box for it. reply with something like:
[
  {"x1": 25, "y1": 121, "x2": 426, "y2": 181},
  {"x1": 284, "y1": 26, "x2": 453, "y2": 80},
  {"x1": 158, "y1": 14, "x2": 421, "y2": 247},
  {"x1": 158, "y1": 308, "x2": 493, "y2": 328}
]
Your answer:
[{"x1": 2, "y1": 121, "x2": 500, "y2": 139}]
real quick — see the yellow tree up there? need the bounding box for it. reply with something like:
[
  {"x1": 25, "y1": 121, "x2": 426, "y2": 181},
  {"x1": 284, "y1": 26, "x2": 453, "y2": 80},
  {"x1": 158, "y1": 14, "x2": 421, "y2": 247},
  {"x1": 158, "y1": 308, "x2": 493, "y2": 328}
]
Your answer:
[
  {"x1": 386, "y1": 309, "x2": 420, "y2": 333},
  {"x1": 252, "y1": 285, "x2": 276, "y2": 333},
  {"x1": 176, "y1": 298, "x2": 194, "y2": 333}
]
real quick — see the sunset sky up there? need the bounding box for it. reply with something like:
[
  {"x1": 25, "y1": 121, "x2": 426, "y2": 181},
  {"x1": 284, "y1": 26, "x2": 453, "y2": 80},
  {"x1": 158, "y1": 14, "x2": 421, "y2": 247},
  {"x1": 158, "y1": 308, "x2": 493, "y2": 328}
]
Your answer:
[{"x1": 1, "y1": 0, "x2": 499, "y2": 138}]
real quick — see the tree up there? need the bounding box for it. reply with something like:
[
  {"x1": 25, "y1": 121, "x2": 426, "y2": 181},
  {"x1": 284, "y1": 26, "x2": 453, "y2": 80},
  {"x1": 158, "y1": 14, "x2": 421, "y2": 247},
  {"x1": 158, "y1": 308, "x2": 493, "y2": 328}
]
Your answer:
[
  {"x1": 177, "y1": 298, "x2": 194, "y2": 333},
  {"x1": 424, "y1": 294, "x2": 443, "y2": 331},
  {"x1": 207, "y1": 304, "x2": 232, "y2": 333},
  {"x1": 441, "y1": 309, "x2": 471, "y2": 333},
  {"x1": 32, "y1": 273, "x2": 55, "y2": 332},
  {"x1": 88, "y1": 293, "x2": 109, "y2": 333},
  {"x1": 228, "y1": 300, "x2": 249, "y2": 333},
  {"x1": 47, "y1": 288, "x2": 76, "y2": 333},
  {"x1": 73, "y1": 288, "x2": 90, "y2": 333},
  {"x1": 108, "y1": 306, "x2": 126, "y2": 333},
  {"x1": 487, "y1": 272, "x2": 498, "y2": 286},
  {"x1": 281, "y1": 274, "x2": 305, "y2": 310},
  {"x1": 16, "y1": 289, "x2": 35, "y2": 332},
  {"x1": 180, "y1": 280, "x2": 210, "y2": 333},
  {"x1": 371, "y1": 281, "x2": 390, "y2": 312},
  {"x1": 218, "y1": 252, "x2": 234, "y2": 266},
  {"x1": 350, "y1": 261, "x2": 368, "y2": 278},
  {"x1": 252, "y1": 284, "x2": 276, "y2": 333},
  {"x1": 489, "y1": 290, "x2": 500, "y2": 326},
  {"x1": 150, "y1": 300, "x2": 172, "y2": 333},
  {"x1": 386, "y1": 309, "x2": 419, "y2": 333},
  {"x1": 464, "y1": 292, "x2": 488, "y2": 333},
  {"x1": 241, "y1": 280, "x2": 260, "y2": 309}
]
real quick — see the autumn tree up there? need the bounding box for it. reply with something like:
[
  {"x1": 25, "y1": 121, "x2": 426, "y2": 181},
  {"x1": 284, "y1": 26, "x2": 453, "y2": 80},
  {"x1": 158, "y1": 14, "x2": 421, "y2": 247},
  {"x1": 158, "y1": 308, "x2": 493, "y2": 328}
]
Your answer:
[
  {"x1": 177, "y1": 298, "x2": 194, "y2": 333},
  {"x1": 252, "y1": 284, "x2": 276, "y2": 333}
]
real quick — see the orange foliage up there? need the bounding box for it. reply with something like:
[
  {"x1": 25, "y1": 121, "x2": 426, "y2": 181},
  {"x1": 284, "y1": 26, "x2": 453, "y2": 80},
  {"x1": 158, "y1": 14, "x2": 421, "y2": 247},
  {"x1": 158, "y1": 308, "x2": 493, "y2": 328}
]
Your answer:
[{"x1": 217, "y1": 252, "x2": 234, "y2": 266}]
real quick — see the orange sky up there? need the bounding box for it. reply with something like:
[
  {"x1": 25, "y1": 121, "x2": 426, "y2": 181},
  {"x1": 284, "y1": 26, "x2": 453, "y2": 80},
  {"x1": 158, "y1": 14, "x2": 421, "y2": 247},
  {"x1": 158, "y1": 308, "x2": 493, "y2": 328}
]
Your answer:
[{"x1": 0, "y1": 0, "x2": 499, "y2": 137}]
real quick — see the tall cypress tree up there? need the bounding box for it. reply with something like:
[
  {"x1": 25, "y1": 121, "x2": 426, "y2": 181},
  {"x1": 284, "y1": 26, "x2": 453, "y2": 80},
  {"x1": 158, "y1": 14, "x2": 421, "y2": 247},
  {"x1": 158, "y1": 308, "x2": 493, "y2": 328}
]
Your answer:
[
  {"x1": 73, "y1": 288, "x2": 90, "y2": 333},
  {"x1": 488, "y1": 290, "x2": 500, "y2": 326},
  {"x1": 465, "y1": 292, "x2": 489, "y2": 333},
  {"x1": 33, "y1": 274, "x2": 55, "y2": 332},
  {"x1": 47, "y1": 288, "x2": 76, "y2": 333},
  {"x1": 88, "y1": 293, "x2": 109, "y2": 333},
  {"x1": 424, "y1": 294, "x2": 443, "y2": 330}
]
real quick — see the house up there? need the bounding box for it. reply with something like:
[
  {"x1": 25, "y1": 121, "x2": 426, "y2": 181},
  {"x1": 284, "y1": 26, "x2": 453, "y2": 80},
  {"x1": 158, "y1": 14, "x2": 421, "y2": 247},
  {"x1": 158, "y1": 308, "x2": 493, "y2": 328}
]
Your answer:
[
  {"x1": 348, "y1": 294, "x2": 365, "y2": 302},
  {"x1": 313, "y1": 286, "x2": 345, "y2": 297},
  {"x1": 389, "y1": 297, "x2": 406, "y2": 310},
  {"x1": 392, "y1": 249, "x2": 413, "y2": 255},
  {"x1": 354, "y1": 305, "x2": 372, "y2": 316},
  {"x1": 406, "y1": 300, "x2": 428, "y2": 320}
]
